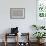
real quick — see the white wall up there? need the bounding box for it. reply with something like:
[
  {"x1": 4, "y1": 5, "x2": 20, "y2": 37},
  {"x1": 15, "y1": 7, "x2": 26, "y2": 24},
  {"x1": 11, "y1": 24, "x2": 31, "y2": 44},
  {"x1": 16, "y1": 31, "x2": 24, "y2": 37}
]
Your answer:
[{"x1": 0, "y1": 0, "x2": 36, "y2": 42}]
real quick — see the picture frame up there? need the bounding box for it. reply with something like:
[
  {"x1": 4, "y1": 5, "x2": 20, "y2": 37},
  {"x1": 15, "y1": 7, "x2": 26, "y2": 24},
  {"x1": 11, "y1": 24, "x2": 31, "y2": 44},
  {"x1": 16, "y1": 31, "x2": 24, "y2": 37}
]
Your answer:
[
  {"x1": 10, "y1": 8, "x2": 25, "y2": 19},
  {"x1": 37, "y1": 0, "x2": 46, "y2": 19}
]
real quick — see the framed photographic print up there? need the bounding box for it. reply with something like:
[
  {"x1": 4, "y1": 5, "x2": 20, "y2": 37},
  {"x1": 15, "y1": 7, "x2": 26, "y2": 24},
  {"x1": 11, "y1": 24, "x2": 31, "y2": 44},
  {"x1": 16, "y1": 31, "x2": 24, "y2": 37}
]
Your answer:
[
  {"x1": 37, "y1": 0, "x2": 46, "y2": 19},
  {"x1": 10, "y1": 8, "x2": 25, "y2": 19}
]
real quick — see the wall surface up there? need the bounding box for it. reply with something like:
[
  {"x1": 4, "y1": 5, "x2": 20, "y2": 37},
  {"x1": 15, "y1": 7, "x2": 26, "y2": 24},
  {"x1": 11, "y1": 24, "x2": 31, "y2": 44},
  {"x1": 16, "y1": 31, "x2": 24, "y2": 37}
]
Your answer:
[{"x1": 0, "y1": 0, "x2": 36, "y2": 42}]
